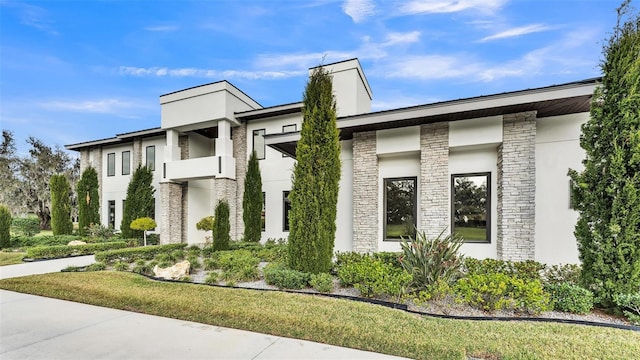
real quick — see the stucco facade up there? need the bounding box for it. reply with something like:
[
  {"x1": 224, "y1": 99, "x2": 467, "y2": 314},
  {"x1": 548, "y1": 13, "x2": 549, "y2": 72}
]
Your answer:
[{"x1": 66, "y1": 58, "x2": 597, "y2": 265}]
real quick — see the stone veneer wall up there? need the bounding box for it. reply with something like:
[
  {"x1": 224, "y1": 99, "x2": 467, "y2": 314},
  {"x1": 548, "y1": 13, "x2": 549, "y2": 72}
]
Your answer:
[
  {"x1": 497, "y1": 111, "x2": 537, "y2": 261},
  {"x1": 419, "y1": 123, "x2": 450, "y2": 238},
  {"x1": 159, "y1": 182, "x2": 183, "y2": 244},
  {"x1": 352, "y1": 131, "x2": 378, "y2": 253},
  {"x1": 132, "y1": 139, "x2": 142, "y2": 169},
  {"x1": 232, "y1": 124, "x2": 247, "y2": 241}
]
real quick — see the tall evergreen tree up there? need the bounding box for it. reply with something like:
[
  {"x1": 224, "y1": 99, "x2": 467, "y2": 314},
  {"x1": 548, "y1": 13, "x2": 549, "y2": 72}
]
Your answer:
[
  {"x1": 0, "y1": 205, "x2": 11, "y2": 249},
  {"x1": 50, "y1": 174, "x2": 73, "y2": 235},
  {"x1": 121, "y1": 165, "x2": 155, "y2": 239},
  {"x1": 212, "y1": 199, "x2": 230, "y2": 251},
  {"x1": 243, "y1": 150, "x2": 263, "y2": 242},
  {"x1": 288, "y1": 66, "x2": 341, "y2": 274},
  {"x1": 569, "y1": 0, "x2": 640, "y2": 308},
  {"x1": 76, "y1": 167, "x2": 100, "y2": 235}
]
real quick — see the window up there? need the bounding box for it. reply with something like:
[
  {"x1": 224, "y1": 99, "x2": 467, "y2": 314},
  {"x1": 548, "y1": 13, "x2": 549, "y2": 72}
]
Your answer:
[
  {"x1": 384, "y1": 177, "x2": 417, "y2": 240},
  {"x1": 107, "y1": 153, "x2": 115, "y2": 177},
  {"x1": 122, "y1": 151, "x2": 130, "y2": 175},
  {"x1": 282, "y1": 124, "x2": 297, "y2": 157},
  {"x1": 262, "y1": 192, "x2": 266, "y2": 231},
  {"x1": 283, "y1": 191, "x2": 291, "y2": 231},
  {"x1": 253, "y1": 129, "x2": 265, "y2": 160},
  {"x1": 108, "y1": 200, "x2": 115, "y2": 228},
  {"x1": 146, "y1": 146, "x2": 155, "y2": 171},
  {"x1": 451, "y1": 173, "x2": 491, "y2": 243}
]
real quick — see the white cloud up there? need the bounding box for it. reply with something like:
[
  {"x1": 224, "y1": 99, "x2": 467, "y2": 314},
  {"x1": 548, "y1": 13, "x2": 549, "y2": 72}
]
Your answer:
[
  {"x1": 381, "y1": 31, "x2": 421, "y2": 46},
  {"x1": 2, "y1": 1, "x2": 58, "y2": 34},
  {"x1": 479, "y1": 24, "x2": 552, "y2": 42},
  {"x1": 342, "y1": 0, "x2": 376, "y2": 23},
  {"x1": 399, "y1": 0, "x2": 507, "y2": 15},
  {"x1": 383, "y1": 55, "x2": 481, "y2": 80},
  {"x1": 119, "y1": 66, "x2": 305, "y2": 80},
  {"x1": 40, "y1": 99, "x2": 143, "y2": 114},
  {"x1": 145, "y1": 25, "x2": 179, "y2": 32},
  {"x1": 255, "y1": 51, "x2": 355, "y2": 69}
]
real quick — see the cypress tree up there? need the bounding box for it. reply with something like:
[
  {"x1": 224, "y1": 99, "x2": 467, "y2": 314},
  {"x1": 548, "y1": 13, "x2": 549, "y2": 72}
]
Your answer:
[
  {"x1": 50, "y1": 174, "x2": 73, "y2": 235},
  {"x1": 76, "y1": 167, "x2": 100, "y2": 235},
  {"x1": 243, "y1": 150, "x2": 263, "y2": 242},
  {"x1": 212, "y1": 199, "x2": 230, "y2": 251},
  {"x1": 288, "y1": 66, "x2": 341, "y2": 274},
  {"x1": 121, "y1": 165, "x2": 155, "y2": 239},
  {"x1": 569, "y1": 1, "x2": 640, "y2": 308},
  {"x1": 0, "y1": 205, "x2": 11, "y2": 249}
]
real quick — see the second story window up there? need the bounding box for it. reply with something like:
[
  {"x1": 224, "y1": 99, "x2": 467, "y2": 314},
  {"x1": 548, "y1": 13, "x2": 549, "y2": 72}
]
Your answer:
[
  {"x1": 253, "y1": 129, "x2": 265, "y2": 160},
  {"x1": 146, "y1": 146, "x2": 155, "y2": 171},
  {"x1": 107, "y1": 153, "x2": 115, "y2": 177},
  {"x1": 122, "y1": 151, "x2": 130, "y2": 175}
]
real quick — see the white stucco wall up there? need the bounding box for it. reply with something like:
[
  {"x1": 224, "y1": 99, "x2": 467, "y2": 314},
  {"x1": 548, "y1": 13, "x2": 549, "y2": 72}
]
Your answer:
[
  {"x1": 101, "y1": 144, "x2": 133, "y2": 231},
  {"x1": 449, "y1": 116, "x2": 502, "y2": 149},
  {"x1": 141, "y1": 137, "x2": 165, "y2": 233},
  {"x1": 535, "y1": 113, "x2": 587, "y2": 265},
  {"x1": 376, "y1": 126, "x2": 420, "y2": 155},
  {"x1": 335, "y1": 140, "x2": 354, "y2": 253},
  {"x1": 187, "y1": 179, "x2": 215, "y2": 244}
]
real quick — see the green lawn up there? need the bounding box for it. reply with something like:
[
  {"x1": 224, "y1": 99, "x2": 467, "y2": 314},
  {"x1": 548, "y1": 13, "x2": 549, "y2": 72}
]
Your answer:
[
  {"x1": 454, "y1": 226, "x2": 486, "y2": 241},
  {"x1": 1, "y1": 272, "x2": 638, "y2": 360},
  {"x1": 0, "y1": 252, "x2": 26, "y2": 266}
]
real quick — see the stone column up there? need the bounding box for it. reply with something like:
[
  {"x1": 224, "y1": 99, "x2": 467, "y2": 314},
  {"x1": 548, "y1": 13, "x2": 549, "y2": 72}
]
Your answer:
[
  {"x1": 352, "y1": 131, "x2": 378, "y2": 253},
  {"x1": 214, "y1": 177, "x2": 238, "y2": 240},
  {"x1": 159, "y1": 182, "x2": 183, "y2": 244},
  {"x1": 233, "y1": 123, "x2": 248, "y2": 241},
  {"x1": 497, "y1": 111, "x2": 537, "y2": 261},
  {"x1": 132, "y1": 139, "x2": 143, "y2": 169},
  {"x1": 419, "y1": 123, "x2": 450, "y2": 238}
]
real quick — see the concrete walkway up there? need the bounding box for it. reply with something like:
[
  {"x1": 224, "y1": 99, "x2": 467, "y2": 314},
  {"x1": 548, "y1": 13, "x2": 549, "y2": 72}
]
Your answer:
[
  {"x1": 0, "y1": 259, "x2": 408, "y2": 360},
  {"x1": 0, "y1": 255, "x2": 96, "y2": 280}
]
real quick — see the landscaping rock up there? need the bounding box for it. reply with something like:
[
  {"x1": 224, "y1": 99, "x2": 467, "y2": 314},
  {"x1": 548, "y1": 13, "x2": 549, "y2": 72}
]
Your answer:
[
  {"x1": 67, "y1": 240, "x2": 87, "y2": 246},
  {"x1": 153, "y1": 260, "x2": 190, "y2": 280}
]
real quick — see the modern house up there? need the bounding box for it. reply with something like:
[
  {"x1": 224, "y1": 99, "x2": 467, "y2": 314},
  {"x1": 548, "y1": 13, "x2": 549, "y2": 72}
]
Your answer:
[{"x1": 66, "y1": 58, "x2": 597, "y2": 265}]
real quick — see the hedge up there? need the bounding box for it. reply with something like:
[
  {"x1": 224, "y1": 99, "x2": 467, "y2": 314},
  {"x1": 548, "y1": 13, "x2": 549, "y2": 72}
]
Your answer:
[
  {"x1": 26, "y1": 242, "x2": 128, "y2": 260},
  {"x1": 95, "y1": 243, "x2": 187, "y2": 263}
]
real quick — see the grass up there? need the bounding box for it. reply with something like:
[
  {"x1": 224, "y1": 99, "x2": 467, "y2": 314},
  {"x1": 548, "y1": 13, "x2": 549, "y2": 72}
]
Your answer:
[
  {"x1": 1, "y1": 272, "x2": 638, "y2": 360},
  {"x1": 454, "y1": 227, "x2": 486, "y2": 241},
  {"x1": 0, "y1": 252, "x2": 26, "y2": 266}
]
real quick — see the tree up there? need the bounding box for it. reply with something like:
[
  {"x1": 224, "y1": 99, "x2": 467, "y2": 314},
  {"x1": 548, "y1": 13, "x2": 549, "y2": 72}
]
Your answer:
[
  {"x1": 0, "y1": 205, "x2": 11, "y2": 249},
  {"x1": 130, "y1": 217, "x2": 157, "y2": 246},
  {"x1": 0, "y1": 131, "x2": 18, "y2": 207},
  {"x1": 121, "y1": 165, "x2": 155, "y2": 239},
  {"x1": 212, "y1": 200, "x2": 230, "y2": 251},
  {"x1": 76, "y1": 167, "x2": 100, "y2": 236},
  {"x1": 50, "y1": 174, "x2": 73, "y2": 235},
  {"x1": 288, "y1": 66, "x2": 341, "y2": 274},
  {"x1": 569, "y1": 1, "x2": 640, "y2": 308},
  {"x1": 243, "y1": 150, "x2": 263, "y2": 242},
  {"x1": 196, "y1": 216, "x2": 214, "y2": 243}
]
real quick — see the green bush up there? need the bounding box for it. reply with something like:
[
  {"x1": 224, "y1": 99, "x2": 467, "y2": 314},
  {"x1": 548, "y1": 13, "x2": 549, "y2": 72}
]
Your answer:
[
  {"x1": 545, "y1": 282, "x2": 594, "y2": 314},
  {"x1": 455, "y1": 273, "x2": 551, "y2": 314},
  {"x1": 255, "y1": 244, "x2": 288, "y2": 263},
  {"x1": 205, "y1": 272, "x2": 219, "y2": 284},
  {"x1": 542, "y1": 264, "x2": 581, "y2": 286},
  {"x1": 50, "y1": 174, "x2": 73, "y2": 235},
  {"x1": 309, "y1": 273, "x2": 334, "y2": 293},
  {"x1": 26, "y1": 241, "x2": 127, "y2": 260},
  {"x1": 334, "y1": 251, "x2": 368, "y2": 270},
  {"x1": 85, "y1": 224, "x2": 117, "y2": 240},
  {"x1": 95, "y1": 243, "x2": 187, "y2": 263},
  {"x1": 337, "y1": 256, "x2": 411, "y2": 298},
  {"x1": 132, "y1": 260, "x2": 152, "y2": 275},
  {"x1": 203, "y1": 253, "x2": 220, "y2": 270},
  {"x1": 614, "y1": 292, "x2": 640, "y2": 325},
  {"x1": 186, "y1": 245, "x2": 202, "y2": 257},
  {"x1": 212, "y1": 200, "x2": 230, "y2": 251},
  {"x1": 372, "y1": 252, "x2": 402, "y2": 269},
  {"x1": 85, "y1": 262, "x2": 106, "y2": 271},
  {"x1": 400, "y1": 229, "x2": 465, "y2": 292},
  {"x1": 263, "y1": 263, "x2": 310, "y2": 290},
  {"x1": 11, "y1": 216, "x2": 40, "y2": 236},
  {"x1": 113, "y1": 261, "x2": 129, "y2": 271},
  {"x1": 0, "y1": 205, "x2": 12, "y2": 249},
  {"x1": 217, "y1": 250, "x2": 260, "y2": 282},
  {"x1": 187, "y1": 255, "x2": 201, "y2": 271},
  {"x1": 464, "y1": 258, "x2": 545, "y2": 282}
]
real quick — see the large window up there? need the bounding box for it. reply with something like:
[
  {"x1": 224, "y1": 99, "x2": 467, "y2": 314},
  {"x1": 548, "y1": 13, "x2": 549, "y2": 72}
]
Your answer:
[
  {"x1": 283, "y1": 191, "x2": 291, "y2": 232},
  {"x1": 107, "y1": 153, "x2": 115, "y2": 177},
  {"x1": 253, "y1": 129, "x2": 266, "y2": 160},
  {"x1": 282, "y1": 124, "x2": 297, "y2": 157},
  {"x1": 384, "y1": 177, "x2": 417, "y2": 240},
  {"x1": 451, "y1": 173, "x2": 491, "y2": 243},
  {"x1": 146, "y1": 146, "x2": 155, "y2": 171},
  {"x1": 122, "y1": 151, "x2": 130, "y2": 175}
]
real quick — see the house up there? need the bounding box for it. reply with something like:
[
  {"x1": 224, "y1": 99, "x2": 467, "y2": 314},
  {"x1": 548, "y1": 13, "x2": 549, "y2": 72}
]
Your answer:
[{"x1": 66, "y1": 58, "x2": 597, "y2": 265}]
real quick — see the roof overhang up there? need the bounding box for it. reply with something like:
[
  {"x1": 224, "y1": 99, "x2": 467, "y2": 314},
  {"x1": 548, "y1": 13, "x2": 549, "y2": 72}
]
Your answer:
[
  {"x1": 66, "y1": 127, "x2": 164, "y2": 151},
  {"x1": 264, "y1": 132, "x2": 300, "y2": 158}
]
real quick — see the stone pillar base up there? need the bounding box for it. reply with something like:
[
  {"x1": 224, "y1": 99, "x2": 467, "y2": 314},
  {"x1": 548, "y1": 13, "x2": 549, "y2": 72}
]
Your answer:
[{"x1": 159, "y1": 182, "x2": 183, "y2": 244}]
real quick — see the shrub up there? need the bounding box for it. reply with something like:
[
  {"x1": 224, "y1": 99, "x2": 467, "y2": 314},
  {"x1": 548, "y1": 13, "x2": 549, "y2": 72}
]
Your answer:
[
  {"x1": 614, "y1": 292, "x2": 640, "y2": 325},
  {"x1": 86, "y1": 223, "x2": 117, "y2": 240},
  {"x1": 217, "y1": 250, "x2": 260, "y2": 282},
  {"x1": 464, "y1": 258, "x2": 545, "y2": 282},
  {"x1": 455, "y1": 273, "x2": 551, "y2": 314},
  {"x1": 85, "y1": 262, "x2": 107, "y2": 272},
  {"x1": 50, "y1": 174, "x2": 73, "y2": 235},
  {"x1": 400, "y1": 229, "x2": 465, "y2": 292},
  {"x1": 334, "y1": 251, "x2": 368, "y2": 271},
  {"x1": 187, "y1": 255, "x2": 201, "y2": 271},
  {"x1": 212, "y1": 200, "x2": 230, "y2": 251},
  {"x1": 76, "y1": 167, "x2": 100, "y2": 236},
  {"x1": 337, "y1": 256, "x2": 411, "y2": 298},
  {"x1": 61, "y1": 265, "x2": 83, "y2": 272},
  {"x1": 186, "y1": 245, "x2": 202, "y2": 257},
  {"x1": 11, "y1": 216, "x2": 40, "y2": 236},
  {"x1": 113, "y1": 261, "x2": 129, "y2": 271},
  {"x1": 309, "y1": 273, "x2": 334, "y2": 293},
  {"x1": 372, "y1": 252, "x2": 402, "y2": 269},
  {"x1": 121, "y1": 165, "x2": 155, "y2": 239},
  {"x1": 205, "y1": 272, "x2": 219, "y2": 284},
  {"x1": 0, "y1": 205, "x2": 11, "y2": 249},
  {"x1": 26, "y1": 241, "x2": 127, "y2": 260},
  {"x1": 263, "y1": 263, "x2": 310, "y2": 289},
  {"x1": 545, "y1": 282, "x2": 594, "y2": 314},
  {"x1": 132, "y1": 260, "x2": 152, "y2": 275},
  {"x1": 542, "y1": 264, "x2": 581, "y2": 286},
  {"x1": 256, "y1": 244, "x2": 287, "y2": 263},
  {"x1": 94, "y1": 243, "x2": 187, "y2": 263},
  {"x1": 203, "y1": 254, "x2": 220, "y2": 270},
  {"x1": 414, "y1": 279, "x2": 454, "y2": 303},
  {"x1": 243, "y1": 150, "x2": 263, "y2": 243},
  {"x1": 130, "y1": 217, "x2": 157, "y2": 247},
  {"x1": 10, "y1": 234, "x2": 80, "y2": 248}
]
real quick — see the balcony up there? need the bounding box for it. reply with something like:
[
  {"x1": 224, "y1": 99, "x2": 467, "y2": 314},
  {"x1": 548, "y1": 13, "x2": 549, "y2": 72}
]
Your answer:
[{"x1": 163, "y1": 155, "x2": 235, "y2": 182}]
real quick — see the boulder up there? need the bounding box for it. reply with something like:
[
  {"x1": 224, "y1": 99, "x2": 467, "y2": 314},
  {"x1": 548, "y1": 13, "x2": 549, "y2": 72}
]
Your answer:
[
  {"x1": 67, "y1": 240, "x2": 87, "y2": 246},
  {"x1": 153, "y1": 260, "x2": 191, "y2": 280}
]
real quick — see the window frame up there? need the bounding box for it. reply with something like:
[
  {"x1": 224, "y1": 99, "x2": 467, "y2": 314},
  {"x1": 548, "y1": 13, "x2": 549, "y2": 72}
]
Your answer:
[
  {"x1": 122, "y1": 151, "x2": 131, "y2": 175},
  {"x1": 107, "y1": 153, "x2": 116, "y2": 177},
  {"x1": 108, "y1": 200, "x2": 115, "y2": 228},
  {"x1": 146, "y1": 146, "x2": 155, "y2": 171},
  {"x1": 383, "y1": 176, "x2": 417, "y2": 241},
  {"x1": 281, "y1": 125, "x2": 297, "y2": 157},
  {"x1": 253, "y1": 129, "x2": 266, "y2": 160},
  {"x1": 450, "y1": 172, "x2": 491, "y2": 243},
  {"x1": 283, "y1": 191, "x2": 291, "y2": 232}
]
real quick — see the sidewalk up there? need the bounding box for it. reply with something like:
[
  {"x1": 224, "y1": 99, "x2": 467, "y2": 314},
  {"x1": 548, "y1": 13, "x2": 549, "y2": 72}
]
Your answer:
[
  {"x1": 0, "y1": 255, "x2": 96, "y2": 280},
  {"x1": 0, "y1": 260, "x2": 408, "y2": 360}
]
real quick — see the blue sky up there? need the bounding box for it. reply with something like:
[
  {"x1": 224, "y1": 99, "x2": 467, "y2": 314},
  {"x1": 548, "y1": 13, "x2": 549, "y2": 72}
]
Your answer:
[{"x1": 0, "y1": 0, "x2": 618, "y2": 155}]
